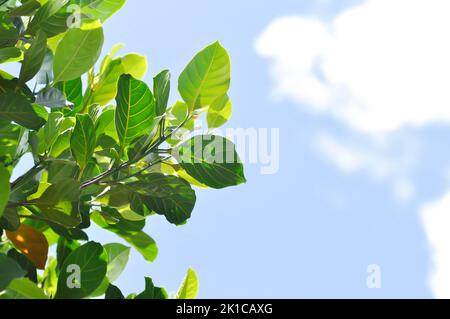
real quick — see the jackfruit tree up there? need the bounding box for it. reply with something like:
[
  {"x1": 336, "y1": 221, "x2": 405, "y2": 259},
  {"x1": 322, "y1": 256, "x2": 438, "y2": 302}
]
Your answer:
[{"x1": 0, "y1": 0, "x2": 245, "y2": 299}]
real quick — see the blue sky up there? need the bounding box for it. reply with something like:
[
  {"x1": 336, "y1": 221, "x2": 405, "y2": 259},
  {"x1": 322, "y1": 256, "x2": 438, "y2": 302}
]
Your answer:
[
  {"x1": 11, "y1": 0, "x2": 450, "y2": 298},
  {"x1": 88, "y1": 0, "x2": 450, "y2": 298},
  {"x1": 87, "y1": 0, "x2": 437, "y2": 298}
]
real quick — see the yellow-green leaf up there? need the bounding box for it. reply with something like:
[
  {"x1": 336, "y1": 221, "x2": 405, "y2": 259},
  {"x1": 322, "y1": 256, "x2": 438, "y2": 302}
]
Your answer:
[
  {"x1": 70, "y1": 114, "x2": 96, "y2": 172},
  {"x1": 207, "y1": 94, "x2": 232, "y2": 129},
  {"x1": 176, "y1": 268, "x2": 199, "y2": 299},
  {"x1": 53, "y1": 26, "x2": 104, "y2": 82},
  {"x1": 178, "y1": 41, "x2": 231, "y2": 110}
]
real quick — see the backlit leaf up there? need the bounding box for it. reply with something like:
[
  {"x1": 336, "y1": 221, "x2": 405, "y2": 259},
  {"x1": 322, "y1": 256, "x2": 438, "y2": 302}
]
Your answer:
[
  {"x1": 4, "y1": 278, "x2": 48, "y2": 299},
  {"x1": 70, "y1": 114, "x2": 96, "y2": 172},
  {"x1": 115, "y1": 74, "x2": 156, "y2": 153},
  {"x1": 154, "y1": 70, "x2": 171, "y2": 116},
  {"x1": 177, "y1": 267, "x2": 199, "y2": 299},
  {"x1": 178, "y1": 41, "x2": 231, "y2": 110},
  {"x1": 55, "y1": 241, "x2": 107, "y2": 299},
  {"x1": 207, "y1": 94, "x2": 232, "y2": 129},
  {"x1": 53, "y1": 26, "x2": 104, "y2": 82}
]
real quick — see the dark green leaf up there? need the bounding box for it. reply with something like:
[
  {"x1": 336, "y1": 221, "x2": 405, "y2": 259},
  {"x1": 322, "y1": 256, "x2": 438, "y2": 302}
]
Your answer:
[
  {"x1": 56, "y1": 237, "x2": 80, "y2": 271},
  {"x1": 55, "y1": 241, "x2": 107, "y2": 299},
  {"x1": 7, "y1": 0, "x2": 41, "y2": 17},
  {"x1": 153, "y1": 70, "x2": 170, "y2": 116},
  {"x1": 9, "y1": 166, "x2": 41, "y2": 203},
  {"x1": 0, "y1": 207, "x2": 20, "y2": 231},
  {"x1": 7, "y1": 249, "x2": 38, "y2": 284},
  {"x1": 135, "y1": 277, "x2": 168, "y2": 299},
  {"x1": 133, "y1": 174, "x2": 196, "y2": 226},
  {"x1": 175, "y1": 135, "x2": 246, "y2": 189},
  {"x1": 0, "y1": 254, "x2": 25, "y2": 291},
  {"x1": 0, "y1": 12, "x2": 19, "y2": 48},
  {"x1": 0, "y1": 47, "x2": 21, "y2": 64},
  {"x1": 19, "y1": 30, "x2": 47, "y2": 84},
  {"x1": 0, "y1": 92, "x2": 46, "y2": 130},
  {"x1": 105, "y1": 284, "x2": 124, "y2": 299},
  {"x1": 27, "y1": 0, "x2": 68, "y2": 35}
]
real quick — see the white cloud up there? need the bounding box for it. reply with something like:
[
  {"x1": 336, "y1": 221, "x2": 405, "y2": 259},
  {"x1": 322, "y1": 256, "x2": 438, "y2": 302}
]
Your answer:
[
  {"x1": 315, "y1": 132, "x2": 417, "y2": 201},
  {"x1": 256, "y1": 0, "x2": 450, "y2": 297},
  {"x1": 421, "y1": 192, "x2": 450, "y2": 298},
  {"x1": 255, "y1": 0, "x2": 450, "y2": 134}
]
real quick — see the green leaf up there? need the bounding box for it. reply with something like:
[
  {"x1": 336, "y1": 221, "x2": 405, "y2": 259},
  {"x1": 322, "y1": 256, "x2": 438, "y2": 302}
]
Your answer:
[
  {"x1": 36, "y1": 111, "x2": 64, "y2": 154},
  {"x1": 91, "y1": 212, "x2": 158, "y2": 262},
  {"x1": 121, "y1": 53, "x2": 148, "y2": 79},
  {"x1": 7, "y1": 249, "x2": 38, "y2": 284},
  {"x1": 56, "y1": 237, "x2": 81, "y2": 271},
  {"x1": 33, "y1": 179, "x2": 81, "y2": 228},
  {"x1": 38, "y1": 10, "x2": 69, "y2": 38},
  {"x1": 95, "y1": 108, "x2": 118, "y2": 141},
  {"x1": 0, "y1": 207, "x2": 20, "y2": 231},
  {"x1": 91, "y1": 48, "x2": 147, "y2": 106},
  {"x1": 70, "y1": 114, "x2": 96, "y2": 172},
  {"x1": 207, "y1": 94, "x2": 232, "y2": 129},
  {"x1": 0, "y1": 92, "x2": 46, "y2": 130},
  {"x1": 19, "y1": 30, "x2": 47, "y2": 84},
  {"x1": 175, "y1": 135, "x2": 246, "y2": 189},
  {"x1": 9, "y1": 166, "x2": 41, "y2": 204},
  {"x1": 55, "y1": 77, "x2": 83, "y2": 111},
  {"x1": 81, "y1": 0, "x2": 126, "y2": 22},
  {"x1": 0, "y1": 164, "x2": 10, "y2": 218},
  {"x1": 0, "y1": 254, "x2": 25, "y2": 291},
  {"x1": 53, "y1": 26, "x2": 104, "y2": 82},
  {"x1": 7, "y1": 0, "x2": 41, "y2": 17},
  {"x1": 178, "y1": 41, "x2": 231, "y2": 110},
  {"x1": 55, "y1": 242, "x2": 107, "y2": 299},
  {"x1": 153, "y1": 70, "x2": 171, "y2": 116},
  {"x1": 177, "y1": 267, "x2": 199, "y2": 299},
  {"x1": 4, "y1": 278, "x2": 48, "y2": 299},
  {"x1": 42, "y1": 258, "x2": 58, "y2": 298},
  {"x1": 0, "y1": 12, "x2": 19, "y2": 48},
  {"x1": 135, "y1": 277, "x2": 168, "y2": 299},
  {"x1": 0, "y1": 47, "x2": 21, "y2": 64},
  {"x1": 27, "y1": 0, "x2": 68, "y2": 34},
  {"x1": 104, "y1": 243, "x2": 130, "y2": 283},
  {"x1": 115, "y1": 74, "x2": 156, "y2": 152},
  {"x1": 105, "y1": 284, "x2": 124, "y2": 299},
  {"x1": 132, "y1": 174, "x2": 196, "y2": 226}
]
